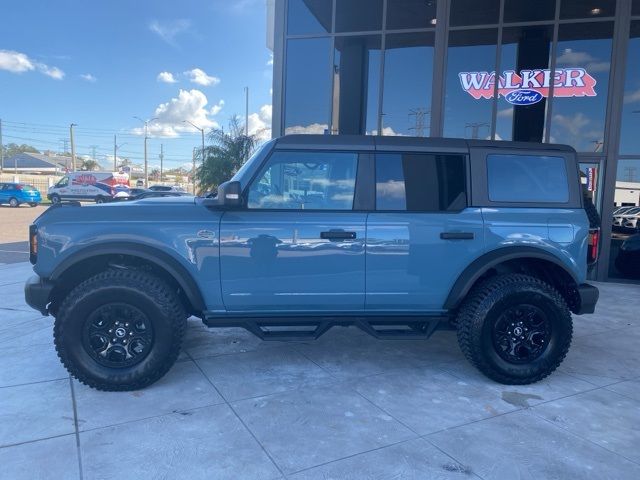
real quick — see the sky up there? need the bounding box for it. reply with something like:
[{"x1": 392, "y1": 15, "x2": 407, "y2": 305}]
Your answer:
[{"x1": 0, "y1": 0, "x2": 274, "y2": 171}]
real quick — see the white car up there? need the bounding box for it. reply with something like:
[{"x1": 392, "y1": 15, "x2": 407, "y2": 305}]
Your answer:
[
  {"x1": 48, "y1": 171, "x2": 130, "y2": 204},
  {"x1": 613, "y1": 207, "x2": 640, "y2": 231}
]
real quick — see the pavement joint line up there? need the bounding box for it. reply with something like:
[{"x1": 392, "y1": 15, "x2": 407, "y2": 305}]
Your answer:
[
  {"x1": 187, "y1": 349, "x2": 287, "y2": 479},
  {"x1": 0, "y1": 323, "x2": 53, "y2": 347},
  {"x1": 561, "y1": 369, "x2": 627, "y2": 388},
  {"x1": 69, "y1": 376, "x2": 84, "y2": 480},
  {"x1": 421, "y1": 437, "x2": 488, "y2": 480},
  {"x1": 0, "y1": 432, "x2": 77, "y2": 451},
  {"x1": 530, "y1": 404, "x2": 640, "y2": 467},
  {"x1": 0, "y1": 375, "x2": 70, "y2": 390}
]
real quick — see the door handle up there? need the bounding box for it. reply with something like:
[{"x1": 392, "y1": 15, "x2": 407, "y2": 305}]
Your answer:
[
  {"x1": 320, "y1": 230, "x2": 357, "y2": 241},
  {"x1": 440, "y1": 232, "x2": 475, "y2": 240}
]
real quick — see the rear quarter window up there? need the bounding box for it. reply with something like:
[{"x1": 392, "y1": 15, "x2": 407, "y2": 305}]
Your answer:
[{"x1": 487, "y1": 154, "x2": 569, "y2": 203}]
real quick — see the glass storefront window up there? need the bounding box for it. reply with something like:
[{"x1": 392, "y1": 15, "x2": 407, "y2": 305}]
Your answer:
[
  {"x1": 503, "y1": 0, "x2": 555, "y2": 23},
  {"x1": 332, "y1": 35, "x2": 382, "y2": 135},
  {"x1": 495, "y1": 25, "x2": 553, "y2": 142},
  {"x1": 284, "y1": 38, "x2": 332, "y2": 134},
  {"x1": 608, "y1": 158, "x2": 640, "y2": 280},
  {"x1": 549, "y1": 22, "x2": 613, "y2": 152},
  {"x1": 634, "y1": 0, "x2": 640, "y2": 16},
  {"x1": 450, "y1": 0, "x2": 499, "y2": 27},
  {"x1": 386, "y1": 0, "x2": 438, "y2": 30},
  {"x1": 286, "y1": 0, "x2": 332, "y2": 35},
  {"x1": 381, "y1": 32, "x2": 435, "y2": 136},
  {"x1": 443, "y1": 29, "x2": 497, "y2": 139},
  {"x1": 335, "y1": 0, "x2": 383, "y2": 33},
  {"x1": 620, "y1": 21, "x2": 640, "y2": 155},
  {"x1": 560, "y1": 0, "x2": 616, "y2": 20}
]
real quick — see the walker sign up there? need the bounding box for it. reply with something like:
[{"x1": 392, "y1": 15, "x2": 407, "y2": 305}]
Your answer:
[{"x1": 459, "y1": 68, "x2": 597, "y2": 105}]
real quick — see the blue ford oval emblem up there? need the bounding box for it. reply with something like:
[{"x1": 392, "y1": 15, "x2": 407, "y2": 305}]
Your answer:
[{"x1": 505, "y1": 89, "x2": 543, "y2": 105}]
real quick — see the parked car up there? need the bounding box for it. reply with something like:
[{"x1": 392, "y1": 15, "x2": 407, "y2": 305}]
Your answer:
[
  {"x1": 622, "y1": 212, "x2": 640, "y2": 231},
  {"x1": 25, "y1": 136, "x2": 599, "y2": 391},
  {"x1": 613, "y1": 206, "x2": 635, "y2": 216},
  {"x1": 47, "y1": 171, "x2": 130, "y2": 204},
  {"x1": 127, "y1": 188, "x2": 149, "y2": 197},
  {"x1": 0, "y1": 182, "x2": 42, "y2": 207},
  {"x1": 614, "y1": 234, "x2": 640, "y2": 278},
  {"x1": 148, "y1": 185, "x2": 186, "y2": 192}
]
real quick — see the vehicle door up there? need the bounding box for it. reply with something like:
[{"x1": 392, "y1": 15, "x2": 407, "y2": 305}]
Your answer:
[
  {"x1": 219, "y1": 149, "x2": 367, "y2": 312},
  {"x1": 0, "y1": 184, "x2": 7, "y2": 203},
  {"x1": 366, "y1": 151, "x2": 485, "y2": 311}
]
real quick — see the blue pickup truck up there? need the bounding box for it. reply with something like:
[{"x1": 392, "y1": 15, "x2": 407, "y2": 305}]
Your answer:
[{"x1": 25, "y1": 135, "x2": 600, "y2": 391}]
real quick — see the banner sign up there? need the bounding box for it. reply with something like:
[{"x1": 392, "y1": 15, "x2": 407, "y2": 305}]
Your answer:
[
  {"x1": 587, "y1": 167, "x2": 597, "y2": 192},
  {"x1": 459, "y1": 68, "x2": 597, "y2": 105}
]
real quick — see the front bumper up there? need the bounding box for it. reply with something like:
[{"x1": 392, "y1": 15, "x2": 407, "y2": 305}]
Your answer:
[
  {"x1": 24, "y1": 275, "x2": 54, "y2": 315},
  {"x1": 575, "y1": 283, "x2": 599, "y2": 315}
]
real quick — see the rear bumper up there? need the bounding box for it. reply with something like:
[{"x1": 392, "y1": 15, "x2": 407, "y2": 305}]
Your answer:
[
  {"x1": 575, "y1": 283, "x2": 599, "y2": 315},
  {"x1": 24, "y1": 275, "x2": 54, "y2": 316}
]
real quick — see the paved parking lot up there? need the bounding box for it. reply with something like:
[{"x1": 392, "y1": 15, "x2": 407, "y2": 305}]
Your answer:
[
  {"x1": 0, "y1": 204, "x2": 45, "y2": 264},
  {"x1": 1, "y1": 260, "x2": 639, "y2": 479}
]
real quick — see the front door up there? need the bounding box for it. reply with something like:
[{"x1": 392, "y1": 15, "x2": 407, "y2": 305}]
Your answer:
[
  {"x1": 366, "y1": 152, "x2": 485, "y2": 311},
  {"x1": 220, "y1": 149, "x2": 366, "y2": 312}
]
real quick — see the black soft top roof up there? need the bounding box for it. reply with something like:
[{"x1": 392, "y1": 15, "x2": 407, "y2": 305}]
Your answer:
[{"x1": 274, "y1": 134, "x2": 575, "y2": 154}]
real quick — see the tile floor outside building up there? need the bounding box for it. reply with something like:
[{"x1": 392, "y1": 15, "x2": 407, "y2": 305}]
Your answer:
[{"x1": 1, "y1": 260, "x2": 639, "y2": 479}]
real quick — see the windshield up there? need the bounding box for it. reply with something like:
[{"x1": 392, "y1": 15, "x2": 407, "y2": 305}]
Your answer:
[
  {"x1": 21, "y1": 185, "x2": 36, "y2": 191},
  {"x1": 230, "y1": 140, "x2": 275, "y2": 184}
]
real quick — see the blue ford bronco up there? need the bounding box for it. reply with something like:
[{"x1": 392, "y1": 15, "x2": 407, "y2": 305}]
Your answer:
[{"x1": 25, "y1": 135, "x2": 600, "y2": 391}]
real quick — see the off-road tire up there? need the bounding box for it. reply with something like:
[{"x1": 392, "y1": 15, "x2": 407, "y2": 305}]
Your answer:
[
  {"x1": 456, "y1": 273, "x2": 572, "y2": 385},
  {"x1": 9, "y1": 197, "x2": 19, "y2": 208},
  {"x1": 54, "y1": 269, "x2": 187, "y2": 391}
]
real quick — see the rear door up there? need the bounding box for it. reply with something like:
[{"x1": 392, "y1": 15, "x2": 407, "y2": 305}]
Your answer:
[
  {"x1": 219, "y1": 149, "x2": 368, "y2": 313},
  {"x1": 366, "y1": 150, "x2": 485, "y2": 311}
]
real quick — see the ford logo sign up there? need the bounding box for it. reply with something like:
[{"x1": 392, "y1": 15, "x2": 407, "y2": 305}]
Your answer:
[{"x1": 505, "y1": 89, "x2": 543, "y2": 105}]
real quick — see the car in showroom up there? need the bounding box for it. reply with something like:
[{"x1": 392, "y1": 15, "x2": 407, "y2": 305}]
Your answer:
[
  {"x1": 614, "y1": 234, "x2": 640, "y2": 278},
  {"x1": 0, "y1": 182, "x2": 42, "y2": 207},
  {"x1": 24, "y1": 135, "x2": 600, "y2": 391},
  {"x1": 613, "y1": 206, "x2": 640, "y2": 231}
]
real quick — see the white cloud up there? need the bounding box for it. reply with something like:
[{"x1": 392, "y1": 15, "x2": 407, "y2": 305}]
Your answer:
[
  {"x1": 284, "y1": 123, "x2": 328, "y2": 135},
  {"x1": 210, "y1": 99, "x2": 225, "y2": 115},
  {"x1": 0, "y1": 49, "x2": 64, "y2": 79},
  {"x1": 184, "y1": 68, "x2": 220, "y2": 87},
  {"x1": 248, "y1": 104, "x2": 273, "y2": 141},
  {"x1": 267, "y1": 53, "x2": 274, "y2": 66},
  {"x1": 552, "y1": 112, "x2": 590, "y2": 137},
  {"x1": 624, "y1": 88, "x2": 640, "y2": 104},
  {"x1": 157, "y1": 71, "x2": 178, "y2": 83},
  {"x1": 497, "y1": 107, "x2": 513, "y2": 118},
  {"x1": 556, "y1": 48, "x2": 610, "y2": 73},
  {"x1": 131, "y1": 89, "x2": 220, "y2": 138},
  {"x1": 149, "y1": 19, "x2": 191, "y2": 45},
  {"x1": 0, "y1": 49, "x2": 34, "y2": 73},
  {"x1": 80, "y1": 73, "x2": 97, "y2": 82}
]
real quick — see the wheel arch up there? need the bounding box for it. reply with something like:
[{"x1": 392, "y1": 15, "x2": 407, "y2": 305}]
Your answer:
[
  {"x1": 444, "y1": 247, "x2": 581, "y2": 313},
  {"x1": 49, "y1": 242, "x2": 206, "y2": 315}
]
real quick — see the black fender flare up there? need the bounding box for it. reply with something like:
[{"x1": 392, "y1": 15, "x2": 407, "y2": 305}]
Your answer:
[
  {"x1": 444, "y1": 246, "x2": 579, "y2": 310},
  {"x1": 50, "y1": 242, "x2": 206, "y2": 312}
]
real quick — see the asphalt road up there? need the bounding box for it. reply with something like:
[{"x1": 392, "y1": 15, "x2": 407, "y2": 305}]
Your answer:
[{"x1": 0, "y1": 204, "x2": 46, "y2": 264}]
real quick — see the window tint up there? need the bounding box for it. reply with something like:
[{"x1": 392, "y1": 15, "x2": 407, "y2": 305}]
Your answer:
[
  {"x1": 287, "y1": 0, "x2": 332, "y2": 35},
  {"x1": 375, "y1": 153, "x2": 467, "y2": 211},
  {"x1": 487, "y1": 154, "x2": 569, "y2": 203},
  {"x1": 248, "y1": 151, "x2": 358, "y2": 210}
]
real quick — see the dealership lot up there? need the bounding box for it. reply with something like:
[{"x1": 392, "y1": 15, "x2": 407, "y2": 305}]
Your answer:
[
  {"x1": 1, "y1": 257, "x2": 639, "y2": 479},
  {"x1": 0, "y1": 204, "x2": 45, "y2": 264}
]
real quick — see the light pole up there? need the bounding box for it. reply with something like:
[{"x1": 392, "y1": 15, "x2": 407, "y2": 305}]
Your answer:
[
  {"x1": 113, "y1": 135, "x2": 127, "y2": 171},
  {"x1": 183, "y1": 120, "x2": 205, "y2": 160},
  {"x1": 134, "y1": 116, "x2": 157, "y2": 187}
]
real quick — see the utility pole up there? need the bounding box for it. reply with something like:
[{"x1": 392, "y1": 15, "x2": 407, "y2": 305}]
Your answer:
[
  {"x1": 159, "y1": 144, "x2": 164, "y2": 182},
  {"x1": 134, "y1": 116, "x2": 157, "y2": 187},
  {"x1": 465, "y1": 122, "x2": 489, "y2": 140},
  {"x1": 69, "y1": 123, "x2": 77, "y2": 171},
  {"x1": 244, "y1": 86, "x2": 249, "y2": 137},
  {"x1": 192, "y1": 147, "x2": 197, "y2": 195},
  {"x1": 59, "y1": 138, "x2": 69, "y2": 154},
  {"x1": 0, "y1": 118, "x2": 4, "y2": 175},
  {"x1": 113, "y1": 135, "x2": 127, "y2": 171},
  {"x1": 408, "y1": 108, "x2": 429, "y2": 137}
]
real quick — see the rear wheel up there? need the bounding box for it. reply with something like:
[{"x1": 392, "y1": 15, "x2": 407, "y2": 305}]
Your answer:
[
  {"x1": 54, "y1": 269, "x2": 187, "y2": 391},
  {"x1": 456, "y1": 273, "x2": 572, "y2": 385},
  {"x1": 9, "y1": 197, "x2": 19, "y2": 208}
]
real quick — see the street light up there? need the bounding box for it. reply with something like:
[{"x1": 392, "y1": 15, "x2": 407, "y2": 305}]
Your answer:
[
  {"x1": 183, "y1": 120, "x2": 205, "y2": 160},
  {"x1": 133, "y1": 116, "x2": 158, "y2": 186}
]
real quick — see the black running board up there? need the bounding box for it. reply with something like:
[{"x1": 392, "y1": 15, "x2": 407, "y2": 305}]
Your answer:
[{"x1": 201, "y1": 314, "x2": 453, "y2": 341}]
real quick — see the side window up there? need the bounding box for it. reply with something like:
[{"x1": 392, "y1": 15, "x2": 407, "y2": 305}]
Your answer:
[
  {"x1": 56, "y1": 177, "x2": 69, "y2": 187},
  {"x1": 247, "y1": 151, "x2": 358, "y2": 210},
  {"x1": 487, "y1": 154, "x2": 569, "y2": 203},
  {"x1": 375, "y1": 153, "x2": 467, "y2": 211}
]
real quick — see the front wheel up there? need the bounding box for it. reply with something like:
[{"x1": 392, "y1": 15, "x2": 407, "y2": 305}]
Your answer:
[
  {"x1": 29, "y1": 202, "x2": 38, "y2": 207},
  {"x1": 50, "y1": 194, "x2": 61, "y2": 205},
  {"x1": 95, "y1": 196, "x2": 107, "y2": 204},
  {"x1": 54, "y1": 269, "x2": 187, "y2": 391},
  {"x1": 456, "y1": 273, "x2": 572, "y2": 385}
]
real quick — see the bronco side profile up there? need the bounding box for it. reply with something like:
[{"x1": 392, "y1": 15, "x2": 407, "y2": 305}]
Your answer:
[{"x1": 25, "y1": 135, "x2": 600, "y2": 391}]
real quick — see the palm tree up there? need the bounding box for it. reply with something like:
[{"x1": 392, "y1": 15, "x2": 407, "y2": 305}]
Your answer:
[
  {"x1": 81, "y1": 159, "x2": 100, "y2": 171},
  {"x1": 196, "y1": 116, "x2": 258, "y2": 194}
]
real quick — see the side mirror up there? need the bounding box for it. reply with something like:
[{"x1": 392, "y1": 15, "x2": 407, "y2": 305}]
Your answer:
[{"x1": 217, "y1": 180, "x2": 243, "y2": 208}]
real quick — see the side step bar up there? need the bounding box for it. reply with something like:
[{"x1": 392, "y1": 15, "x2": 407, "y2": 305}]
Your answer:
[{"x1": 201, "y1": 315, "x2": 454, "y2": 341}]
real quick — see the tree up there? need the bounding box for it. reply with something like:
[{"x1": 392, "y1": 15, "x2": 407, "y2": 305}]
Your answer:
[
  {"x1": 2, "y1": 143, "x2": 40, "y2": 158},
  {"x1": 80, "y1": 159, "x2": 100, "y2": 171},
  {"x1": 150, "y1": 168, "x2": 161, "y2": 181},
  {"x1": 196, "y1": 116, "x2": 258, "y2": 194}
]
